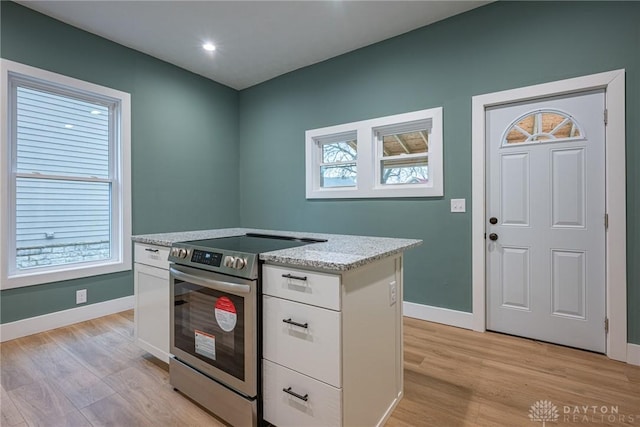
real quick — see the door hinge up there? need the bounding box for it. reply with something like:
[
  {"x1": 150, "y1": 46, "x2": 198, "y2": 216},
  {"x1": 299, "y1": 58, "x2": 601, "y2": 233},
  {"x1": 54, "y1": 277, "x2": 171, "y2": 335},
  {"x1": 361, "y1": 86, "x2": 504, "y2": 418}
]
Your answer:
[
  {"x1": 605, "y1": 318, "x2": 609, "y2": 333},
  {"x1": 604, "y1": 109, "x2": 608, "y2": 125},
  {"x1": 604, "y1": 213, "x2": 609, "y2": 229}
]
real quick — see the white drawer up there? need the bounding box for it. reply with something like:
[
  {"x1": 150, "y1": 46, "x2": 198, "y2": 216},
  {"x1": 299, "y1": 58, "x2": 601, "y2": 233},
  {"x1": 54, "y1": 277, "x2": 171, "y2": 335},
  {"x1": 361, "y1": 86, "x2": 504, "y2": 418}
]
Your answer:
[
  {"x1": 263, "y1": 295, "x2": 341, "y2": 387},
  {"x1": 134, "y1": 243, "x2": 170, "y2": 270},
  {"x1": 263, "y1": 265, "x2": 340, "y2": 310},
  {"x1": 263, "y1": 360, "x2": 342, "y2": 427}
]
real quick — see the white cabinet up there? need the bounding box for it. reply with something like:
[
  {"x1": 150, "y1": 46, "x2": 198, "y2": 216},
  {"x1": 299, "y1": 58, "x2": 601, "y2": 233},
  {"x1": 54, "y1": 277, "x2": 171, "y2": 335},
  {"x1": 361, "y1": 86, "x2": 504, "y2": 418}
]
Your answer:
[
  {"x1": 262, "y1": 256, "x2": 404, "y2": 427},
  {"x1": 134, "y1": 243, "x2": 170, "y2": 363}
]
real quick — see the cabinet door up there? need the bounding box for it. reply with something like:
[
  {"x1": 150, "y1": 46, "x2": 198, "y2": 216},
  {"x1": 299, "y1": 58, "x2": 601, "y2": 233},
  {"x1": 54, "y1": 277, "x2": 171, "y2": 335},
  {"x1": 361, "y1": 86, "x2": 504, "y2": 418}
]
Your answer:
[{"x1": 134, "y1": 263, "x2": 170, "y2": 363}]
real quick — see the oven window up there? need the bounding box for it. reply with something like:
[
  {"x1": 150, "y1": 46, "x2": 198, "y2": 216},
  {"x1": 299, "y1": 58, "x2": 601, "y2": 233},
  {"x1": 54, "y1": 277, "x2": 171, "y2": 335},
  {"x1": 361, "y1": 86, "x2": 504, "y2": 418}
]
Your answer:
[{"x1": 174, "y1": 280, "x2": 245, "y2": 381}]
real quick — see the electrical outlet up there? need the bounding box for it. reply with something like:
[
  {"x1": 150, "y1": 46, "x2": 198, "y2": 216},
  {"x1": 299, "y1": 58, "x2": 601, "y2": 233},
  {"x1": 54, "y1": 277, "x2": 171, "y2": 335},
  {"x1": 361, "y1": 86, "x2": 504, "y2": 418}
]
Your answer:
[
  {"x1": 389, "y1": 281, "x2": 397, "y2": 306},
  {"x1": 451, "y1": 198, "x2": 466, "y2": 213},
  {"x1": 76, "y1": 289, "x2": 87, "y2": 304}
]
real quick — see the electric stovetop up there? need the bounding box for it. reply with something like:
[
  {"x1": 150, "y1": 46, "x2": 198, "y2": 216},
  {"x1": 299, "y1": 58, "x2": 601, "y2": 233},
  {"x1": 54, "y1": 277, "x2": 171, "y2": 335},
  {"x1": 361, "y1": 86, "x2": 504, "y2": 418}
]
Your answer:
[{"x1": 184, "y1": 232, "x2": 325, "y2": 254}]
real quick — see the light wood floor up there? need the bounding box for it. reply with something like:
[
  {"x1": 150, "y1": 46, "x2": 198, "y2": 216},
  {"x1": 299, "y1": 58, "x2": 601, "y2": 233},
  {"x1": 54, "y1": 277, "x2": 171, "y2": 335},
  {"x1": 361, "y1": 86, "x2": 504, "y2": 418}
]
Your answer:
[{"x1": 1, "y1": 312, "x2": 638, "y2": 427}]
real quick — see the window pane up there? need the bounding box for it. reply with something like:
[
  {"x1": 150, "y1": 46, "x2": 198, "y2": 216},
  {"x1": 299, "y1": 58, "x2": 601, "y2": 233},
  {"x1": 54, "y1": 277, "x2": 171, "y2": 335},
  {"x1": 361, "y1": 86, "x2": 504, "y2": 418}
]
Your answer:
[
  {"x1": 322, "y1": 140, "x2": 357, "y2": 163},
  {"x1": 382, "y1": 131, "x2": 428, "y2": 157},
  {"x1": 15, "y1": 178, "x2": 111, "y2": 270},
  {"x1": 381, "y1": 157, "x2": 428, "y2": 185},
  {"x1": 505, "y1": 111, "x2": 582, "y2": 144},
  {"x1": 16, "y1": 87, "x2": 110, "y2": 178},
  {"x1": 320, "y1": 165, "x2": 356, "y2": 188}
]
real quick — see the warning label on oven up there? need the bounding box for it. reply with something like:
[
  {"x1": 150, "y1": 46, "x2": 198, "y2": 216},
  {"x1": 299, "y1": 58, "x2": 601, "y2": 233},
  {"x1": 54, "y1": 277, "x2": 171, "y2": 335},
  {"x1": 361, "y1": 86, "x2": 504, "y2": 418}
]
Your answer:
[
  {"x1": 194, "y1": 329, "x2": 216, "y2": 360},
  {"x1": 215, "y1": 296, "x2": 237, "y2": 332}
]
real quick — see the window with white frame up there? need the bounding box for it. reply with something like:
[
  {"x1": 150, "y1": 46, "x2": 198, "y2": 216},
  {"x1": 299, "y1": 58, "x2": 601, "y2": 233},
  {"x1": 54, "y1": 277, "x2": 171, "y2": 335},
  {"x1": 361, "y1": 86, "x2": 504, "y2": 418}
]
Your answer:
[
  {"x1": 317, "y1": 131, "x2": 358, "y2": 189},
  {"x1": 306, "y1": 107, "x2": 443, "y2": 198},
  {"x1": 1, "y1": 59, "x2": 131, "y2": 289}
]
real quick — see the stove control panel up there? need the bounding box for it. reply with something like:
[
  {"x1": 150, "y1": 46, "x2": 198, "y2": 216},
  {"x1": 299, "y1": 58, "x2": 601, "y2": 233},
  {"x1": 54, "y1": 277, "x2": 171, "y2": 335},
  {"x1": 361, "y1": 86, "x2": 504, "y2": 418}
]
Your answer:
[
  {"x1": 191, "y1": 250, "x2": 223, "y2": 267},
  {"x1": 169, "y1": 241, "x2": 259, "y2": 279}
]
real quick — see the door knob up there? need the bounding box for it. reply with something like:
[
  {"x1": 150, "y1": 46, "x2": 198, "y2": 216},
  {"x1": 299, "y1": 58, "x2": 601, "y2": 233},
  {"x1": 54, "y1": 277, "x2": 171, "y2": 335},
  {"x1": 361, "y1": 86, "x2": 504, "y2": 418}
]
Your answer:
[
  {"x1": 489, "y1": 217, "x2": 498, "y2": 225},
  {"x1": 489, "y1": 233, "x2": 498, "y2": 241}
]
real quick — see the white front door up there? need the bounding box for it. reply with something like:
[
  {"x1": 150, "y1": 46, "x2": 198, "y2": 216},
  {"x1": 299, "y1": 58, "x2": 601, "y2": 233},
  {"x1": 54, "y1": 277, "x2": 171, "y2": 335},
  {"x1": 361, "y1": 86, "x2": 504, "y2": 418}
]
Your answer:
[{"x1": 486, "y1": 90, "x2": 606, "y2": 353}]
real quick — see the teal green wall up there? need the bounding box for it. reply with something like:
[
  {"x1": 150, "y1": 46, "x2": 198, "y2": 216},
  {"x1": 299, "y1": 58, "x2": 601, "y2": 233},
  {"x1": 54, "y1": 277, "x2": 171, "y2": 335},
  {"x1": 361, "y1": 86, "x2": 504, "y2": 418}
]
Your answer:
[
  {"x1": 2, "y1": 1, "x2": 639, "y2": 345},
  {"x1": 0, "y1": 2, "x2": 240, "y2": 323},
  {"x1": 238, "y1": 1, "x2": 640, "y2": 344}
]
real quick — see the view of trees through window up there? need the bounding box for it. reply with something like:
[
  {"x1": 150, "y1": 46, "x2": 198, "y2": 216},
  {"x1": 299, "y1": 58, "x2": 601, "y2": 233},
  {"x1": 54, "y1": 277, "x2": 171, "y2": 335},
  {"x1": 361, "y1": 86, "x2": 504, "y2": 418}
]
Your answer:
[
  {"x1": 320, "y1": 140, "x2": 357, "y2": 188},
  {"x1": 381, "y1": 157, "x2": 429, "y2": 184}
]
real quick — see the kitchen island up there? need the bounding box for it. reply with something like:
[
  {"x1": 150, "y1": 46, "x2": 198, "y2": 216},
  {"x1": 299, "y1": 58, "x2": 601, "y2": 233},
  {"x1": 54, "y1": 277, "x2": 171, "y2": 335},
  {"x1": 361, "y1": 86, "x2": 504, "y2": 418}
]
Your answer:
[
  {"x1": 132, "y1": 228, "x2": 421, "y2": 427},
  {"x1": 133, "y1": 227, "x2": 421, "y2": 271}
]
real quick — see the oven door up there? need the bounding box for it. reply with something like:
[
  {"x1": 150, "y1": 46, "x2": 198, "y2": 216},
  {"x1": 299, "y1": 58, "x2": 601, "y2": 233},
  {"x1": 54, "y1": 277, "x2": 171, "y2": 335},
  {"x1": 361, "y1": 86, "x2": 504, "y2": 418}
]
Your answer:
[{"x1": 170, "y1": 264, "x2": 256, "y2": 398}]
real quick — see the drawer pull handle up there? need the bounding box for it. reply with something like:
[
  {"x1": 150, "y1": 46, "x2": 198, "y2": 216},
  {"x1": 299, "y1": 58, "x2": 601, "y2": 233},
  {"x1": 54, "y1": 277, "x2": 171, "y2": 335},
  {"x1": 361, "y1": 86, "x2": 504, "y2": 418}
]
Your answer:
[
  {"x1": 282, "y1": 273, "x2": 307, "y2": 281},
  {"x1": 282, "y1": 318, "x2": 308, "y2": 329},
  {"x1": 144, "y1": 248, "x2": 160, "y2": 253},
  {"x1": 283, "y1": 387, "x2": 308, "y2": 402}
]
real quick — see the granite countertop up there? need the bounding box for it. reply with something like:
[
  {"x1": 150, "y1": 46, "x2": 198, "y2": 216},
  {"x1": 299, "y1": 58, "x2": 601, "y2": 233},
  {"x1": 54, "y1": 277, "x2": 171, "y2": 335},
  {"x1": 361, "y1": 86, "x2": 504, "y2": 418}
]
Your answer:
[{"x1": 132, "y1": 228, "x2": 421, "y2": 271}]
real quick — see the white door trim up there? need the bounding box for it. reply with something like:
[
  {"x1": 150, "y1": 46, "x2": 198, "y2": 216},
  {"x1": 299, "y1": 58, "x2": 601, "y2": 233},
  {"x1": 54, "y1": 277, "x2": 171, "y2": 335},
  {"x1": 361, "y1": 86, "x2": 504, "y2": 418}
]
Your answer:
[{"x1": 471, "y1": 70, "x2": 627, "y2": 362}]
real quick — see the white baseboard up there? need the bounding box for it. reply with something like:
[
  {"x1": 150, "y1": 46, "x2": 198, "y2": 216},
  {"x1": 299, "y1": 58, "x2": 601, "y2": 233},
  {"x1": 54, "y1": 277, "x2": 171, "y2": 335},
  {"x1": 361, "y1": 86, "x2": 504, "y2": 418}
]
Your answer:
[
  {"x1": 628, "y1": 343, "x2": 640, "y2": 366},
  {"x1": 403, "y1": 301, "x2": 474, "y2": 330},
  {"x1": 0, "y1": 296, "x2": 134, "y2": 342}
]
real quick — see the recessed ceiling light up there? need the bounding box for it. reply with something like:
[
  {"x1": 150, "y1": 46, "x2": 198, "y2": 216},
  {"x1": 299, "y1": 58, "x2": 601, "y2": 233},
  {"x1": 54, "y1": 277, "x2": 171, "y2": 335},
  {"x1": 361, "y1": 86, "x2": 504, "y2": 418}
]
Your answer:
[
  {"x1": 90, "y1": 110, "x2": 101, "y2": 115},
  {"x1": 202, "y1": 43, "x2": 216, "y2": 52},
  {"x1": 64, "y1": 124, "x2": 74, "y2": 129}
]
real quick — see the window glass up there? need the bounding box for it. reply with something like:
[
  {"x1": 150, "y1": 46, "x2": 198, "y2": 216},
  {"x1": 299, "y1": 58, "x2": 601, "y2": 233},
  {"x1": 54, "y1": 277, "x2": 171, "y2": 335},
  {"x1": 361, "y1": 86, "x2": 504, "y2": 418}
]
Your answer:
[
  {"x1": 318, "y1": 135, "x2": 357, "y2": 188},
  {"x1": 320, "y1": 164, "x2": 357, "y2": 188},
  {"x1": 381, "y1": 157, "x2": 428, "y2": 185},
  {"x1": 382, "y1": 131, "x2": 428, "y2": 157},
  {"x1": 504, "y1": 110, "x2": 582, "y2": 145},
  {"x1": 16, "y1": 87, "x2": 110, "y2": 178},
  {"x1": 14, "y1": 86, "x2": 113, "y2": 272},
  {"x1": 322, "y1": 140, "x2": 357, "y2": 163},
  {"x1": 16, "y1": 179, "x2": 111, "y2": 269}
]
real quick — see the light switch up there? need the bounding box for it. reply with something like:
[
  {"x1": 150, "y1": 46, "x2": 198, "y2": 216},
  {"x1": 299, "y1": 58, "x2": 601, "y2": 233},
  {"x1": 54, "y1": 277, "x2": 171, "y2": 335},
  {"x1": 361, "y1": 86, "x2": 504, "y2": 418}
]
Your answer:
[{"x1": 451, "y1": 198, "x2": 466, "y2": 213}]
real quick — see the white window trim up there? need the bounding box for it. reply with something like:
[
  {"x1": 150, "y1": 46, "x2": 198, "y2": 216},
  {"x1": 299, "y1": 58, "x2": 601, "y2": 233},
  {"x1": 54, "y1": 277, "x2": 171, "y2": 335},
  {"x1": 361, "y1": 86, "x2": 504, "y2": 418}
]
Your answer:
[
  {"x1": 0, "y1": 59, "x2": 132, "y2": 290},
  {"x1": 305, "y1": 107, "x2": 443, "y2": 199}
]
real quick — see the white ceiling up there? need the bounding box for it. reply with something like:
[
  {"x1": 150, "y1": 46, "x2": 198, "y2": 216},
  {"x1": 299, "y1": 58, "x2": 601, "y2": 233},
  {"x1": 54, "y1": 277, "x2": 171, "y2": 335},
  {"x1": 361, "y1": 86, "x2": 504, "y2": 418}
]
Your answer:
[{"x1": 17, "y1": 1, "x2": 490, "y2": 90}]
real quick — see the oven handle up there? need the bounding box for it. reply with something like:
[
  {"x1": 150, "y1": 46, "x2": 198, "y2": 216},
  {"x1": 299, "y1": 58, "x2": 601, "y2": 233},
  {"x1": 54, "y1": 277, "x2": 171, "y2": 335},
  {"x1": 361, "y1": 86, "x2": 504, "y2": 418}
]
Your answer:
[{"x1": 170, "y1": 267, "x2": 251, "y2": 295}]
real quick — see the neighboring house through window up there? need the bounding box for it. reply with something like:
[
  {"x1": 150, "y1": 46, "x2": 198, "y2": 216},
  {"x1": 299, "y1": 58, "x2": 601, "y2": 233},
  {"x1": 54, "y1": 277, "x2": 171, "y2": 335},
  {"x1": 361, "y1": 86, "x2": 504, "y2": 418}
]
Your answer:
[{"x1": 0, "y1": 59, "x2": 131, "y2": 289}]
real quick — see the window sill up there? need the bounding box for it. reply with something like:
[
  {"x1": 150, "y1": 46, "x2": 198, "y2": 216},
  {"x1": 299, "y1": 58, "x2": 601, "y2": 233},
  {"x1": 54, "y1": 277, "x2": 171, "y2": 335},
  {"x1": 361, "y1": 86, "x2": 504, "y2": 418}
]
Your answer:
[{"x1": 2, "y1": 257, "x2": 132, "y2": 290}]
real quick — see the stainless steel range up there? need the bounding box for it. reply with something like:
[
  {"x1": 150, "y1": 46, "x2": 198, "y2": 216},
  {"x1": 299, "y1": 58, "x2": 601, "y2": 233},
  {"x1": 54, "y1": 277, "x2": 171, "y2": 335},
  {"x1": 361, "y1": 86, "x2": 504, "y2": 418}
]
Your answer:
[{"x1": 168, "y1": 233, "x2": 324, "y2": 426}]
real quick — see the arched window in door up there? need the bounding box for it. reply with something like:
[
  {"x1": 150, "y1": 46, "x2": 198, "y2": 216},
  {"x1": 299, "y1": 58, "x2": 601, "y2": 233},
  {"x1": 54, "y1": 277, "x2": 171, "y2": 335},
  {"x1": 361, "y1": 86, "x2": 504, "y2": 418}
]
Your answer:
[{"x1": 502, "y1": 109, "x2": 584, "y2": 146}]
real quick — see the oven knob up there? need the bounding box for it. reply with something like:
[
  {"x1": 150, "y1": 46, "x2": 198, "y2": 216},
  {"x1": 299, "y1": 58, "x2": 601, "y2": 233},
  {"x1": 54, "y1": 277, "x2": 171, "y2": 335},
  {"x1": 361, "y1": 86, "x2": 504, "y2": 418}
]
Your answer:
[
  {"x1": 223, "y1": 256, "x2": 235, "y2": 268},
  {"x1": 233, "y1": 257, "x2": 246, "y2": 269},
  {"x1": 178, "y1": 248, "x2": 188, "y2": 259}
]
